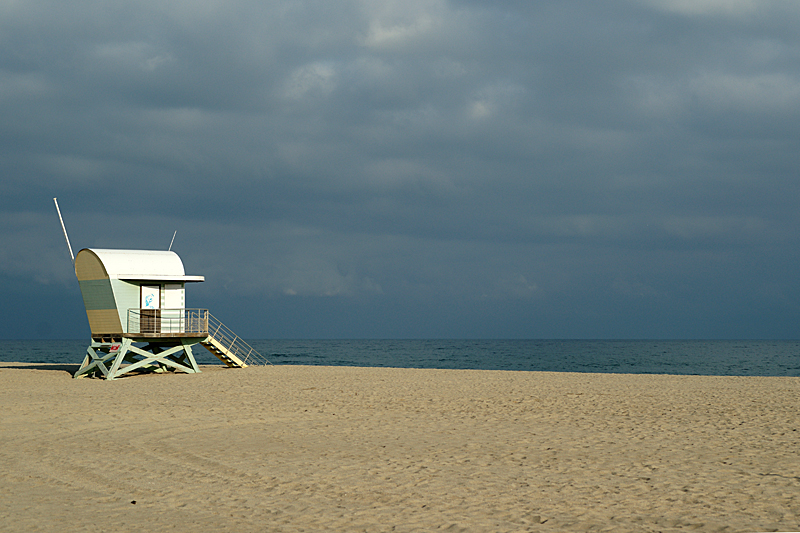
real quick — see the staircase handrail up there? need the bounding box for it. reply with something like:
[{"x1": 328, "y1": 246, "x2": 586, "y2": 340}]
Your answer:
[{"x1": 206, "y1": 313, "x2": 271, "y2": 366}]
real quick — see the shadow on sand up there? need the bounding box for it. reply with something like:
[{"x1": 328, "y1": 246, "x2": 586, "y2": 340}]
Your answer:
[{"x1": 0, "y1": 363, "x2": 81, "y2": 374}]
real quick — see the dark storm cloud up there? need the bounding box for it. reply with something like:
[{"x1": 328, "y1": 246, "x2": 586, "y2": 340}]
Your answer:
[{"x1": 3, "y1": 0, "x2": 800, "y2": 338}]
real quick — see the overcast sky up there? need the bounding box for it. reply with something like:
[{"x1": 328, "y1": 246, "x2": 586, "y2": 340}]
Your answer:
[{"x1": 3, "y1": 0, "x2": 800, "y2": 339}]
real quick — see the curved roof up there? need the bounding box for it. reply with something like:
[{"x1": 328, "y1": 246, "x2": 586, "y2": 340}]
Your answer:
[{"x1": 75, "y1": 248, "x2": 205, "y2": 282}]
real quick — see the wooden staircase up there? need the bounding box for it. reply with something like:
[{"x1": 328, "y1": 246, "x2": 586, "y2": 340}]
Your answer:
[{"x1": 200, "y1": 314, "x2": 271, "y2": 368}]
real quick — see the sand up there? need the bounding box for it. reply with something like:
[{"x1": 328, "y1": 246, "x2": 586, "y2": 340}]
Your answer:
[{"x1": 0, "y1": 363, "x2": 798, "y2": 532}]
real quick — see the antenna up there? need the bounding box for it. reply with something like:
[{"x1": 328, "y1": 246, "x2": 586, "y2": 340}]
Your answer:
[
  {"x1": 53, "y1": 198, "x2": 75, "y2": 263},
  {"x1": 168, "y1": 230, "x2": 177, "y2": 251}
]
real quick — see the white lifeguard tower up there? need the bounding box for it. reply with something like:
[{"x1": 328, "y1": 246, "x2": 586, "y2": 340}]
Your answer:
[
  {"x1": 72, "y1": 247, "x2": 269, "y2": 379},
  {"x1": 53, "y1": 198, "x2": 268, "y2": 379}
]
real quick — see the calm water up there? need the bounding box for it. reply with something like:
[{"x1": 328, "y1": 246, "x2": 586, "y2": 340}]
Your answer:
[{"x1": 1, "y1": 339, "x2": 799, "y2": 376}]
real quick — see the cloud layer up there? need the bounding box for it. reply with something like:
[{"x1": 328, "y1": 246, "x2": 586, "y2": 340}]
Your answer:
[{"x1": 3, "y1": 0, "x2": 800, "y2": 338}]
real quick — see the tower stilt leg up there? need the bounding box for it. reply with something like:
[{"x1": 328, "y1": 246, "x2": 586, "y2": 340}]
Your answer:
[
  {"x1": 75, "y1": 338, "x2": 203, "y2": 380},
  {"x1": 74, "y1": 340, "x2": 124, "y2": 379}
]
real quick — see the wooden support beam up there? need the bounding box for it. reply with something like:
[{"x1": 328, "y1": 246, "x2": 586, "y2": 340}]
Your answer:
[
  {"x1": 74, "y1": 338, "x2": 203, "y2": 380},
  {"x1": 74, "y1": 341, "x2": 124, "y2": 379}
]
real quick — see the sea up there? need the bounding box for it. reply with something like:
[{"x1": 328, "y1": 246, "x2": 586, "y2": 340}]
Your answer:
[{"x1": 1, "y1": 339, "x2": 799, "y2": 376}]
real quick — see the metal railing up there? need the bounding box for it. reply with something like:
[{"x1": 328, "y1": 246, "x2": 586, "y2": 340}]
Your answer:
[
  {"x1": 127, "y1": 308, "x2": 209, "y2": 336},
  {"x1": 207, "y1": 313, "x2": 271, "y2": 366},
  {"x1": 126, "y1": 308, "x2": 271, "y2": 366}
]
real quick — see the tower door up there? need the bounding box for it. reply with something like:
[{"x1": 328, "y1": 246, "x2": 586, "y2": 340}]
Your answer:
[
  {"x1": 162, "y1": 283, "x2": 185, "y2": 333},
  {"x1": 140, "y1": 285, "x2": 161, "y2": 334}
]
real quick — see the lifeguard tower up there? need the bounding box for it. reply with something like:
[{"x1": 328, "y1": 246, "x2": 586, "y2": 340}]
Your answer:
[{"x1": 72, "y1": 248, "x2": 269, "y2": 379}]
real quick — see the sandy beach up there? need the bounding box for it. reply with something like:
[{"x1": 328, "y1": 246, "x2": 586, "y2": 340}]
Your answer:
[{"x1": 0, "y1": 363, "x2": 798, "y2": 532}]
